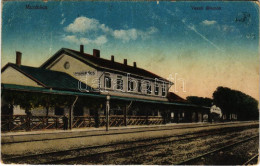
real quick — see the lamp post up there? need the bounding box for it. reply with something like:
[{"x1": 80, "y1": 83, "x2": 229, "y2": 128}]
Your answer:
[{"x1": 106, "y1": 95, "x2": 110, "y2": 131}]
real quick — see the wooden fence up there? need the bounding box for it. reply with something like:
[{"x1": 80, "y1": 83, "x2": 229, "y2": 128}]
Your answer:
[
  {"x1": 1, "y1": 115, "x2": 64, "y2": 132},
  {"x1": 1, "y1": 115, "x2": 164, "y2": 132}
]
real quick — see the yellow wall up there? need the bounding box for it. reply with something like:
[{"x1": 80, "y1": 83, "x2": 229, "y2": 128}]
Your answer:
[
  {"x1": 1, "y1": 66, "x2": 42, "y2": 87},
  {"x1": 47, "y1": 54, "x2": 98, "y2": 89}
]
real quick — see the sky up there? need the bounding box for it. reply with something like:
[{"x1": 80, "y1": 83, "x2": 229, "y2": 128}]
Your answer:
[{"x1": 1, "y1": 1, "x2": 259, "y2": 100}]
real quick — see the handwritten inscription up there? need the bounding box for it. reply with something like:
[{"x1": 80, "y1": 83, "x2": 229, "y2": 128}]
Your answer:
[
  {"x1": 74, "y1": 71, "x2": 96, "y2": 76},
  {"x1": 25, "y1": 4, "x2": 47, "y2": 10},
  {"x1": 191, "y1": 6, "x2": 221, "y2": 10},
  {"x1": 235, "y1": 12, "x2": 251, "y2": 25}
]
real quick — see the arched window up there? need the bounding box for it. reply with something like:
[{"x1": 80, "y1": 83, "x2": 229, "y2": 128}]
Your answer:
[
  {"x1": 162, "y1": 83, "x2": 166, "y2": 96},
  {"x1": 138, "y1": 80, "x2": 142, "y2": 92},
  {"x1": 104, "y1": 73, "x2": 111, "y2": 88},
  {"x1": 146, "y1": 81, "x2": 151, "y2": 94},
  {"x1": 117, "y1": 75, "x2": 123, "y2": 90},
  {"x1": 155, "y1": 83, "x2": 159, "y2": 95},
  {"x1": 128, "y1": 79, "x2": 134, "y2": 91}
]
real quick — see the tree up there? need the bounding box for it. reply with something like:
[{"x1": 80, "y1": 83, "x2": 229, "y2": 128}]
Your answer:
[
  {"x1": 2, "y1": 90, "x2": 76, "y2": 116},
  {"x1": 186, "y1": 96, "x2": 213, "y2": 107},
  {"x1": 2, "y1": 90, "x2": 40, "y2": 116},
  {"x1": 38, "y1": 93, "x2": 75, "y2": 116},
  {"x1": 213, "y1": 86, "x2": 259, "y2": 121}
]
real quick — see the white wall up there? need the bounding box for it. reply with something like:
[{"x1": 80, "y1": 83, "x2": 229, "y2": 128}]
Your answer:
[{"x1": 98, "y1": 70, "x2": 170, "y2": 98}]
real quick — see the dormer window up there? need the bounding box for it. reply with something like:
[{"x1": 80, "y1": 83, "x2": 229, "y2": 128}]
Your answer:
[
  {"x1": 117, "y1": 75, "x2": 123, "y2": 90},
  {"x1": 104, "y1": 73, "x2": 111, "y2": 88}
]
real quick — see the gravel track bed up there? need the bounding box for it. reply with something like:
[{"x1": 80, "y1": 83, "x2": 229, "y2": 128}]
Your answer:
[
  {"x1": 61, "y1": 128, "x2": 258, "y2": 164},
  {"x1": 183, "y1": 137, "x2": 259, "y2": 165}
]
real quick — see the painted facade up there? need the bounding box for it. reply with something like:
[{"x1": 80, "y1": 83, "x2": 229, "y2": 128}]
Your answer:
[
  {"x1": 42, "y1": 48, "x2": 171, "y2": 101},
  {"x1": 1, "y1": 46, "x2": 210, "y2": 129},
  {"x1": 2, "y1": 66, "x2": 42, "y2": 88}
]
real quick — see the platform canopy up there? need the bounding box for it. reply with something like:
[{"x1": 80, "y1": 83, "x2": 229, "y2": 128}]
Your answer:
[{"x1": 2, "y1": 83, "x2": 209, "y2": 110}]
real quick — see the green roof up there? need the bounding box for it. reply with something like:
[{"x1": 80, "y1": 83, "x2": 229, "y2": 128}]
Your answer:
[
  {"x1": 2, "y1": 63, "x2": 91, "y2": 91},
  {"x1": 1, "y1": 84, "x2": 102, "y2": 98},
  {"x1": 1, "y1": 83, "x2": 209, "y2": 110}
]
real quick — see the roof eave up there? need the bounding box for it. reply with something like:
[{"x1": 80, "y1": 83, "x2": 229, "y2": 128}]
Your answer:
[{"x1": 41, "y1": 48, "x2": 174, "y2": 84}]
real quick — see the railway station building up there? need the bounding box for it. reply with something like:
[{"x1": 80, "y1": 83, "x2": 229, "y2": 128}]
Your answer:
[{"x1": 1, "y1": 45, "x2": 210, "y2": 132}]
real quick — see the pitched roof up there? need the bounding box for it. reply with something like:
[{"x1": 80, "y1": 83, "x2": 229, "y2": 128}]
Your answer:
[
  {"x1": 167, "y1": 92, "x2": 187, "y2": 103},
  {"x1": 2, "y1": 63, "x2": 91, "y2": 92},
  {"x1": 40, "y1": 48, "x2": 171, "y2": 83}
]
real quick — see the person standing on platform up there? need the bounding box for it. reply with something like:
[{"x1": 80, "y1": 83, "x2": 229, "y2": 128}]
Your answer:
[{"x1": 62, "y1": 115, "x2": 68, "y2": 130}]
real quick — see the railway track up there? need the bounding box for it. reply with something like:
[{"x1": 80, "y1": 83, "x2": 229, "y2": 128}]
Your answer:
[
  {"x1": 2, "y1": 123, "x2": 258, "y2": 164},
  {"x1": 177, "y1": 135, "x2": 259, "y2": 165},
  {"x1": 243, "y1": 154, "x2": 259, "y2": 165}
]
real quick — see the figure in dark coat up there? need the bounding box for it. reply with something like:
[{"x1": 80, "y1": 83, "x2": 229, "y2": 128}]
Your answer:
[{"x1": 62, "y1": 115, "x2": 68, "y2": 130}]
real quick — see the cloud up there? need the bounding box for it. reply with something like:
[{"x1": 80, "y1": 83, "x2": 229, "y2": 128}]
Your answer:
[
  {"x1": 100, "y1": 24, "x2": 111, "y2": 33},
  {"x1": 62, "y1": 35, "x2": 108, "y2": 45},
  {"x1": 62, "y1": 35, "x2": 79, "y2": 44},
  {"x1": 112, "y1": 27, "x2": 158, "y2": 42},
  {"x1": 220, "y1": 25, "x2": 236, "y2": 32},
  {"x1": 65, "y1": 16, "x2": 100, "y2": 33},
  {"x1": 93, "y1": 35, "x2": 108, "y2": 45},
  {"x1": 113, "y1": 29, "x2": 138, "y2": 42},
  {"x1": 63, "y1": 16, "x2": 158, "y2": 45},
  {"x1": 141, "y1": 27, "x2": 158, "y2": 39},
  {"x1": 201, "y1": 20, "x2": 217, "y2": 26}
]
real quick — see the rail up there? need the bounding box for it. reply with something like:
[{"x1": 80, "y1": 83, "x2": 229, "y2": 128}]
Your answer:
[{"x1": 2, "y1": 123, "x2": 258, "y2": 164}]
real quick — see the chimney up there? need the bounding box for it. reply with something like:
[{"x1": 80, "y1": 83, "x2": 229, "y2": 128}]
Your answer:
[
  {"x1": 133, "y1": 62, "x2": 137, "y2": 68},
  {"x1": 93, "y1": 49, "x2": 100, "y2": 58},
  {"x1": 111, "y1": 55, "x2": 114, "y2": 62},
  {"x1": 124, "y1": 59, "x2": 127, "y2": 65},
  {"x1": 16, "y1": 51, "x2": 22, "y2": 66},
  {"x1": 80, "y1": 45, "x2": 84, "y2": 53}
]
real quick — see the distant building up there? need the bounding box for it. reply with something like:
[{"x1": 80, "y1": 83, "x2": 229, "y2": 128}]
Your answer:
[
  {"x1": 210, "y1": 105, "x2": 222, "y2": 116},
  {"x1": 210, "y1": 105, "x2": 237, "y2": 121}
]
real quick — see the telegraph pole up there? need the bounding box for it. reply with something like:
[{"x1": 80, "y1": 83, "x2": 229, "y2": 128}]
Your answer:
[{"x1": 106, "y1": 95, "x2": 110, "y2": 131}]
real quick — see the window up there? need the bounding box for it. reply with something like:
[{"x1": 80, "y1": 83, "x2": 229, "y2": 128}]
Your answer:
[
  {"x1": 147, "y1": 82, "x2": 151, "y2": 94},
  {"x1": 162, "y1": 83, "x2": 166, "y2": 96},
  {"x1": 104, "y1": 73, "x2": 111, "y2": 88},
  {"x1": 138, "y1": 80, "x2": 142, "y2": 92},
  {"x1": 64, "y1": 61, "x2": 70, "y2": 69},
  {"x1": 155, "y1": 83, "x2": 159, "y2": 95},
  {"x1": 128, "y1": 79, "x2": 134, "y2": 91},
  {"x1": 117, "y1": 76, "x2": 123, "y2": 90}
]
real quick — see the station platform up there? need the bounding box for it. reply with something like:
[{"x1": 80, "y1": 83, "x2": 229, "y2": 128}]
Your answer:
[{"x1": 1, "y1": 121, "x2": 258, "y2": 158}]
